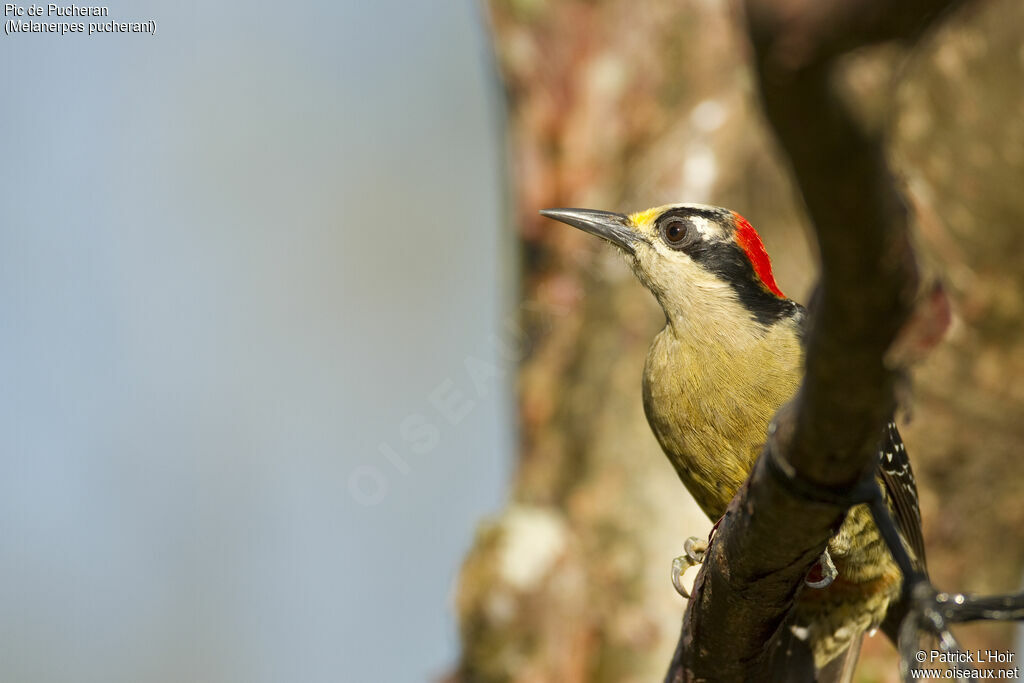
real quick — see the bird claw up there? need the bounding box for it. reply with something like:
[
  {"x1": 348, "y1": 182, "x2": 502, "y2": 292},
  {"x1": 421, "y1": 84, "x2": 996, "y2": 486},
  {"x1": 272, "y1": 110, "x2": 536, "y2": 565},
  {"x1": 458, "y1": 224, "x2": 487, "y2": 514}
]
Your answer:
[
  {"x1": 805, "y1": 549, "x2": 838, "y2": 589},
  {"x1": 672, "y1": 536, "x2": 836, "y2": 595},
  {"x1": 684, "y1": 536, "x2": 708, "y2": 564},
  {"x1": 671, "y1": 536, "x2": 708, "y2": 598}
]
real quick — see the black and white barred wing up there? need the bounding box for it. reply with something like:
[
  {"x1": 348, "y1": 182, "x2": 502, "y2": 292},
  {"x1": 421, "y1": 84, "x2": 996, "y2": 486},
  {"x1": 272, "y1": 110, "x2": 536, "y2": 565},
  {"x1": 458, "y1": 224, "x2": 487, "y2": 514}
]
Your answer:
[{"x1": 879, "y1": 421, "x2": 927, "y2": 570}]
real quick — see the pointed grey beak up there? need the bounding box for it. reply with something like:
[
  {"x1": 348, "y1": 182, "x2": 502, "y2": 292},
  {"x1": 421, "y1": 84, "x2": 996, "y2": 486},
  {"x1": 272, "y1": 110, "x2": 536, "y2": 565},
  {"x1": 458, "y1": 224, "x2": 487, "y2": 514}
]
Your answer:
[{"x1": 539, "y1": 208, "x2": 639, "y2": 253}]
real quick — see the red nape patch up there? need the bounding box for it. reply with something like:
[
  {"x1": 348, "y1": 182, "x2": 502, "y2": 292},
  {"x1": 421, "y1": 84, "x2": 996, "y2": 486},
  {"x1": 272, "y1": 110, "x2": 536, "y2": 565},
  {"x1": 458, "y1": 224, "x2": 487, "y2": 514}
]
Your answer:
[{"x1": 732, "y1": 212, "x2": 785, "y2": 298}]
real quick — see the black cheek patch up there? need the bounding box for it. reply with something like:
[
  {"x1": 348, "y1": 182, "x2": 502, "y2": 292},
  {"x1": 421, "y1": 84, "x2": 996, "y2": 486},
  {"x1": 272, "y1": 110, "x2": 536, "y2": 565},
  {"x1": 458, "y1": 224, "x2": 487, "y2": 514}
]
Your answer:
[{"x1": 682, "y1": 240, "x2": 800, "y2": 327}]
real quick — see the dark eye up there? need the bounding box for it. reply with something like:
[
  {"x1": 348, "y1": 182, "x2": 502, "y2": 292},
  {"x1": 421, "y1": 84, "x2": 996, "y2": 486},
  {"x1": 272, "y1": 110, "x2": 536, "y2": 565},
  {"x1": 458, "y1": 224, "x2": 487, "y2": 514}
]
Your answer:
[{"x1": 662, "y1": 219, "x2": 688, "y2": 246}]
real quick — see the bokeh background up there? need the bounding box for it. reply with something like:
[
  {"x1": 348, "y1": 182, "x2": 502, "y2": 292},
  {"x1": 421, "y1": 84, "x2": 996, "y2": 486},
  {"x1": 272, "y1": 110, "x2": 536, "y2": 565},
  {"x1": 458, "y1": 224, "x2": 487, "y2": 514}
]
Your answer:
[
  {"x1": 2, "y1": 2, "x2": 510, "y2": 682},
  {"x1": 2, "y1": 1, "x2": 1023, "y2": 683},
  {"x1": 453, "y1": 1, "x2": 1024, "y2": 682}
]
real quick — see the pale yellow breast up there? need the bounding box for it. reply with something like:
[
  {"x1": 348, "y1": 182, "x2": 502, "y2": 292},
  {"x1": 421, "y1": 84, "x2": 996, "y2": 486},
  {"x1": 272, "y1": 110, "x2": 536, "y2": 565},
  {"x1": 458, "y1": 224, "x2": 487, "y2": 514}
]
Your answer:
[
  {"x1": 641, "y1": 319, "x2": 803, "y2": 518},
  {"x1": 641, "y1": 316, "x2": 903, "y2": 667}
]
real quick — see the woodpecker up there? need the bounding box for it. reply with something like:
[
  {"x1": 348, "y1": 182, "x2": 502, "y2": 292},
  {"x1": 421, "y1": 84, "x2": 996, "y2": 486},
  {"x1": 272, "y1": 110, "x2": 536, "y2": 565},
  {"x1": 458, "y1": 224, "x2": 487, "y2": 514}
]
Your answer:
[{"x1": 540, "y1": 204, "x2": 926, "y2": 678}]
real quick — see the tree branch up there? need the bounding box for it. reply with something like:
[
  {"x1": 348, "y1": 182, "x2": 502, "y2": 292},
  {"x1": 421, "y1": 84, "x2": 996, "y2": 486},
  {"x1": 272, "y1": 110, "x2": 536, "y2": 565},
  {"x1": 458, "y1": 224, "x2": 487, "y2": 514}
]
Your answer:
[{"x1": 667, "y1": 1, "x2": 977, "y2": 680}]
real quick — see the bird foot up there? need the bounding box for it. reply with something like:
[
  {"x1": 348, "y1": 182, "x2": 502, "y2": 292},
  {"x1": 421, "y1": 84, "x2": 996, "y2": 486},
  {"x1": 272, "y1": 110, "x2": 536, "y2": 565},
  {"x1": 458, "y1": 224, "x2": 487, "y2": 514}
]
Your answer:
[
  {"x1": 805, "y1": 549, "x2": 838, "y2": 589},
  {"x1": 671, "y1": 536, "x2": 708, "y2": 598}
]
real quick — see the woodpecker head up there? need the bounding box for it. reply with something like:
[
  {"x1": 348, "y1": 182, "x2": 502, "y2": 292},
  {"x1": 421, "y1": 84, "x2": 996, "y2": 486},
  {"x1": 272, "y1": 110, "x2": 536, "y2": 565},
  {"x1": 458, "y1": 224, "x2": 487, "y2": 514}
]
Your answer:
[{"x1": 541, "y1": 204, "x2": 799, "y2": 330}]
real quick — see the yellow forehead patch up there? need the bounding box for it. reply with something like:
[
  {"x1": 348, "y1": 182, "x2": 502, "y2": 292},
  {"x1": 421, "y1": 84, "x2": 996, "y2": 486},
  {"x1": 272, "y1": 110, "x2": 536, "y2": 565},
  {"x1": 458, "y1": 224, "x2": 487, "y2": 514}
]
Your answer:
[{"x1": 628, "y1": 207, "x2": 663, "y2": 228}]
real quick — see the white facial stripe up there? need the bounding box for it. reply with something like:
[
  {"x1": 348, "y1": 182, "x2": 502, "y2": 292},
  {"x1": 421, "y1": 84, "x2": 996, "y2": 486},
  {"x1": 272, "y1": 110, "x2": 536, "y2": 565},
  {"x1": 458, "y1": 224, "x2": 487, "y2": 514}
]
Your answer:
[
  {"x1": 688, "y1": 215, "x2": 721, "y2": 240},
  {"x1": 654, "y1": 203, "x2": 730, "y2": 242}
]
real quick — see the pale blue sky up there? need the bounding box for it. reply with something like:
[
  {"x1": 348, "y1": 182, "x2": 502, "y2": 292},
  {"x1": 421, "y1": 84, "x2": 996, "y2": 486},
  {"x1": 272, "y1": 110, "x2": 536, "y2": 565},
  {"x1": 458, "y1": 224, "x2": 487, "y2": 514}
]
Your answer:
[{"x1": 1, "y1": 2, "x2": 509, "y2": 681}]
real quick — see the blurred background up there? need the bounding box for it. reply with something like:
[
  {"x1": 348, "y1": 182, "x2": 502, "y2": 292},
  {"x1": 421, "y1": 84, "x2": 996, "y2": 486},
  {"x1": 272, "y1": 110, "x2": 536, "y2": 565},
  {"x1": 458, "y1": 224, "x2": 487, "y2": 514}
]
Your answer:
[
  {"x1": 453, "y1": 1, "x2": 1024, "y2": 682},
  {"x1": 2, "y1": 1, "x2": 1022, "y2": 683},
  {"x1": 2, "y1": 2, "x2": 510, "y2": 682}
]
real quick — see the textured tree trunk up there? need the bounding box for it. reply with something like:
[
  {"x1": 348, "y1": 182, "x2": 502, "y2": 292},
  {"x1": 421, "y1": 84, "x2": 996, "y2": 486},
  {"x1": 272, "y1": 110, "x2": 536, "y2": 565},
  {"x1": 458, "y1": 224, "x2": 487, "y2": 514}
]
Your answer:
[{"x1": 452, "y1": 1, "x2": 1024, "y2": 680}]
